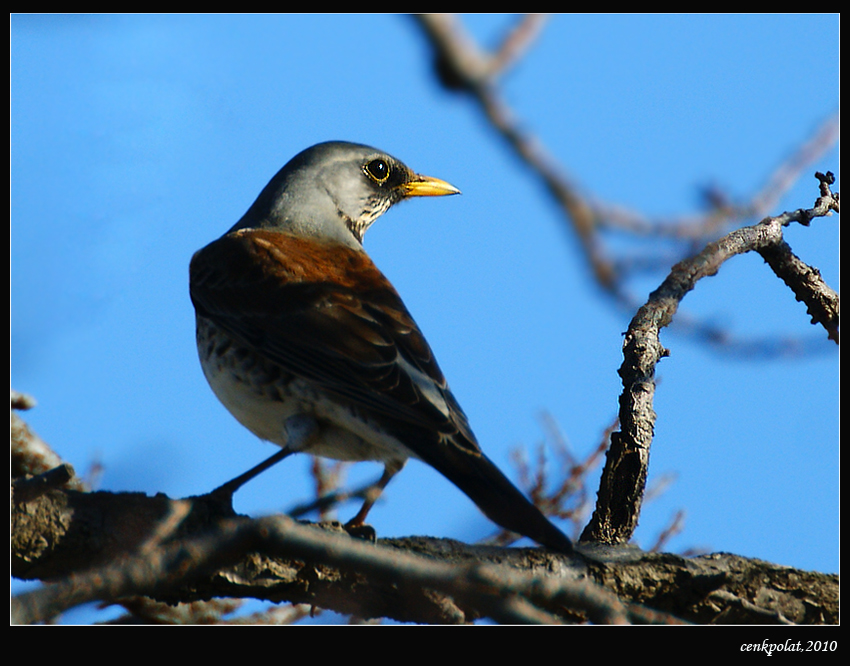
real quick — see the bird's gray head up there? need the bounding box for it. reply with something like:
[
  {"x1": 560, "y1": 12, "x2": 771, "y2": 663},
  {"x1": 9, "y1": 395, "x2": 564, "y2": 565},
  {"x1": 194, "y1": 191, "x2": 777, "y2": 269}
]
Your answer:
[{"x1": 230, "y1": 141, "x2": 460, "y2": 247}]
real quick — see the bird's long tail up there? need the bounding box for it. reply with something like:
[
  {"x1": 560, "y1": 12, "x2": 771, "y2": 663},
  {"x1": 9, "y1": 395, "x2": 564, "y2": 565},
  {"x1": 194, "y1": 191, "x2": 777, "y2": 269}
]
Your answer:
[{"x1": 422, "y1": 443, "x2": 574, "y2": 554}]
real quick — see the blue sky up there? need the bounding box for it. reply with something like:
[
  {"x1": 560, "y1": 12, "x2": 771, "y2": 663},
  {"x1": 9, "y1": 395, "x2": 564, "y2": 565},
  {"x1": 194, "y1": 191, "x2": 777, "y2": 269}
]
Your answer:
[{"x1": 11, "y1": 14, "x2": 838, "y2": 621}]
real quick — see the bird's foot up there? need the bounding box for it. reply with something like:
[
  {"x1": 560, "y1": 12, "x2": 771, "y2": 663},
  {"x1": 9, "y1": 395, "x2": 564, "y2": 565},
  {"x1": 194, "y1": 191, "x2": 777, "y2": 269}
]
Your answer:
[{"x1": 343, "y1": 521, "x2": 377, "y2": 543}]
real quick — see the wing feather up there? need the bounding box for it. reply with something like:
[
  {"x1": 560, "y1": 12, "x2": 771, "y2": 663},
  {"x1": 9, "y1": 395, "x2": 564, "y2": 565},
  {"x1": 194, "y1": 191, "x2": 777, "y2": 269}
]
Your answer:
[{"x1": 189, "y1": 229, "x2": 480, "y2": 454}]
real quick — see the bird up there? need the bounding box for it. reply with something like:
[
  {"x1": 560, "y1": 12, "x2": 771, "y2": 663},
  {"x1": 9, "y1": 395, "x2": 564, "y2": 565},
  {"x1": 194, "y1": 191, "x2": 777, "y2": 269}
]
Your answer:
[{"x1": 189, "y1": 141, "x2": 574, "y2": 554}]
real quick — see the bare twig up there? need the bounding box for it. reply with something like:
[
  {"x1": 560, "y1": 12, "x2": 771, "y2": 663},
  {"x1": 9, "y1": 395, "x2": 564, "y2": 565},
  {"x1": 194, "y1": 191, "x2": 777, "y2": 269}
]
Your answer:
[
  {"x1": 485, "y1": 414, "x2": 607, "y2": 547},
  {"x1": 490, "y1": 14, "x2": 550, "y2": 78}
]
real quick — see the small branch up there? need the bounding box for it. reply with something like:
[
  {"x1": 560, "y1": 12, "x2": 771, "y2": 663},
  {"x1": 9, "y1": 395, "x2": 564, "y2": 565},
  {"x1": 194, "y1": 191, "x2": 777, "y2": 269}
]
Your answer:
[
  {"x1": 12, "y1": 463, "x2": 75, "y2": 503},
  {"x1": 288, "y1": 465, "x2": 380, "y2": 521},
  {"x1": 489, "y1": 14, "x2": 550, "y2": 78},
  {"x1": 582, "y1": 174, "x2": 838, "y2": 545},
  {"x1": 413, "y1": 14, "x2": 613, "y2": 291},
  {"x1": 757, "y1": 172, "x2": 839, "y2": 344}
]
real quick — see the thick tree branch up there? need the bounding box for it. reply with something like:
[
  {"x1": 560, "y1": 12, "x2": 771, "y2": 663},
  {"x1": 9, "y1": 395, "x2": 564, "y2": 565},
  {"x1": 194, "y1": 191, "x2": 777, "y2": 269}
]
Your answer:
[
  {"x1": 12, "y1": 453, "x2": 837, "y2": 625},
  {"x1": 10, "y1": 475, "x2": 632, "y2": 625}
]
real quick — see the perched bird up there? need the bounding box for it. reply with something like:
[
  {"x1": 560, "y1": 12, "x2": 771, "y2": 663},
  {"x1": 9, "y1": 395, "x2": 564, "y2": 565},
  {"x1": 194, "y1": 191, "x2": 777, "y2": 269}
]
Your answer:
[{"x1": 190, "y1": 141, "x2": 573, "y2": 553}]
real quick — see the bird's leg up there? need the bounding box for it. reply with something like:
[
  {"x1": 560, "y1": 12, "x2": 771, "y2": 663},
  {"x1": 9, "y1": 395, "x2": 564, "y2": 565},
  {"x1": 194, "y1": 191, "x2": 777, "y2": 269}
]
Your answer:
[
  {"x1": 210, "y1": 447, "x2": 292, "y2": 500},
  {"x1": 344, "y1": 459, "x2": 404, "y2": 529},
  {"x1": 211, "y1": 414, "x2": 318, "y2": 500}
]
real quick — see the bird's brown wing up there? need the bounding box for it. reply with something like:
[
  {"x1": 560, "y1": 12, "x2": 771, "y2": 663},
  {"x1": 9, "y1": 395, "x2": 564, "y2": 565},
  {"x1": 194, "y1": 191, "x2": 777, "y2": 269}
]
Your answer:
[{"x1": 189, "y1": 228, "x2": 480, "y2": 453}]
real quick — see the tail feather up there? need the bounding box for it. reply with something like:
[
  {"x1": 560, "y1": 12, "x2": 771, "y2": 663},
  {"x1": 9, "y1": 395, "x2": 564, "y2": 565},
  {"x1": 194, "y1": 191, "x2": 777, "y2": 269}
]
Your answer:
[{"x1": 422, "y1": 443, "x2": 574, "y2": 554}]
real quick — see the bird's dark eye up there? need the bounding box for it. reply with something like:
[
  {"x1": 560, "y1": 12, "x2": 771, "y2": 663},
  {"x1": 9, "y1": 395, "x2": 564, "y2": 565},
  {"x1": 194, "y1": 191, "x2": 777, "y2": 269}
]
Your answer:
[{"x1": 364, "y1": 158, "x2": 390, "y2": 183}]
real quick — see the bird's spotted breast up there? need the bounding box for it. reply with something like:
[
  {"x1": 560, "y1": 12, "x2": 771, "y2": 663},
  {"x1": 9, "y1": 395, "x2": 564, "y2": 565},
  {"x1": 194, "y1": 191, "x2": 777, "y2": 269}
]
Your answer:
[
  {"x1": 195, "y1": 310, "x2": 417, "y2": 466},
  {"x1": 196, "y1": 313, "x2": 305, "y2": 443}
]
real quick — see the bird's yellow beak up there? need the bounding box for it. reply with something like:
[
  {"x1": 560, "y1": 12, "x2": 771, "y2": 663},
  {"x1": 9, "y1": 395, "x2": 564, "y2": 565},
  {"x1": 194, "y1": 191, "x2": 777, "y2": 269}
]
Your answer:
[{"x1": 402, "y1": 174, "x2": 461, "y2": 197}]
